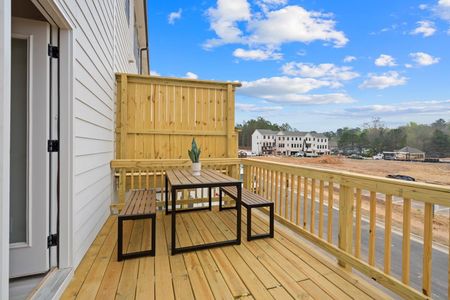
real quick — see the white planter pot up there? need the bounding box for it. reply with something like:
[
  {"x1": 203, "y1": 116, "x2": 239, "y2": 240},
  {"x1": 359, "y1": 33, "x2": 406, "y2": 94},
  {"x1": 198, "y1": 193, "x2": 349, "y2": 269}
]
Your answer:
[{"x1": 191, "y1": 162, "x2": 201, "y2": 176}]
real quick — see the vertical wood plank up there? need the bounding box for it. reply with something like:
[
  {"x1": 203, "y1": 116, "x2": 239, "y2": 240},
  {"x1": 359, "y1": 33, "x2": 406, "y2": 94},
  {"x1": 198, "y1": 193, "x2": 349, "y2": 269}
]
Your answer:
[
  {"x1": 402, "y1": 198, "x2": 411, "y2": 284},
  {"x1": 226, "y1": 84, "x2": 234, "y2": 157},
  {"x1": 368, "y1": 191, "x2": 376, "y2": 266},
  {"x1": 310, "y1": 179, "x2": 316, "y2": 233},
  {"x1": 327, "y1": 182, "x2": 334, "y2": 243},
  {"x1": 384, "y1": 194, "x2": 392, "y2": 273},
  {"x1": 355, "y1": 188, "x2": 362, "y2": 258},
  {"x1": 319, "y1": 180, "x2": 324, "y2": 238},
  {"x1": 296, "y1": 175, "x2": 301, "y2": 226},
  {"x1": 290, "y1": 173, "x2": 295, "y2": 222},
  {"x1": 303, "y1": 177, "x2": 308, "y2": 229},
  {"x1": 422, "y1": 203, "x2": 433, "y2": 296},
  {"x1": 120, "y1": 74, "x2": 128, "y2": 158}
]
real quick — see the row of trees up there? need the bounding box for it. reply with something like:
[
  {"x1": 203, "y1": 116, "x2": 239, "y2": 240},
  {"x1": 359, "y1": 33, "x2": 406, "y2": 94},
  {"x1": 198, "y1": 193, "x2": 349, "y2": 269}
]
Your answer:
[
  {"x1": 325, "y1": 118, "x2": 450, "y2": 157},
  {"x1": 237, "y1": 117, "x2": 450, "y2": 157}
]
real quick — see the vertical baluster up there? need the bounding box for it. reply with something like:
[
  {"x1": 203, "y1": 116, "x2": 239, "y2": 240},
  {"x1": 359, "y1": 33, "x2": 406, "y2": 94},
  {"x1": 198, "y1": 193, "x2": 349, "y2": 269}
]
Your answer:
[
  {"x1": 274, "y1": 171, "x2": 280, "y2": 213},
  {"x1": 296, "y1": 175, "x2": 301, "y2": 225},
  {"x1": 146, "y1": 169, "x2": 149, "y2": 189},
  {"x1": 138, "y1": 169, "x2": 142, "y2": 189},
  {"x1": 310, "y1": 179, "x2": 316, "y2": 233},
  {"x1": 303, "y1": 177, "x2": 308, "y2": 229},
  {"x1": 265, "y1": 169, "x2": 269, "y2": 199},
  {"x1": 384, "y1": 194, "x2": 392, "y2": 273},
  {"x1": 327, "y1": 181, "x2": 334, "y2": 243},
  {"x1": 131, "y1": 168, "x2": 135, "y2": 189},
  {"x1": 402, "y1": 198, "x2": 411, "y2": 284},
  {"x1": 284, "y1": 173, "x2": 289, "y2": 220},
  {"x1": 280, "y1": 172, "x2": 285, "y2": 216},
  {"x1": 290, "y1": 174, "x2": 295, "y2": 222},
  {"x1": 319, "y1": 180, "x2": 324, "y2": 238},
  {"x1": 270, "y1": 169, "x2": 275, "y2": 202},
  {"x1": 257, "y1": 167, "x2": 262, "y2": 195},
  {"x1": 160, "y1": 169, "x2": 164, "y2": 203},
  {"x1": 355, "y1": 188, "x2": 362, "y2": 258},
  {"x1": 368, "y1": 191, "x2": 376, "y2": 266},
  {"x1": 119, "y1": 169, "x2": 126, "y2": 208},
  {"x1": 422, "y1": 202, "x2": 433, "y2": 296}
]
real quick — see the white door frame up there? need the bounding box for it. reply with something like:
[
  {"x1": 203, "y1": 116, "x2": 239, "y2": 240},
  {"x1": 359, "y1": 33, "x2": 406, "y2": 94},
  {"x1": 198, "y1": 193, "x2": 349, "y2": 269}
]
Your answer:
[
  {"x1": 0, "y1": 0, "x2": 73, "y2": 296},
  {"x1": 1, "y1": 0, "x2": 12, "y2": 298},
  {"x1": 30, "y1": 0, "x2": 74, "y2": 270}
]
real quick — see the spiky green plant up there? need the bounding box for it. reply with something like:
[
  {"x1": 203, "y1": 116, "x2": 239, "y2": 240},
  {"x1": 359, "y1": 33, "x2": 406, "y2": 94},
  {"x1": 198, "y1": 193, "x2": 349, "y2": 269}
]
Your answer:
[{"x1": 188, "y1": 138, "x2": 201, "y2": 163}]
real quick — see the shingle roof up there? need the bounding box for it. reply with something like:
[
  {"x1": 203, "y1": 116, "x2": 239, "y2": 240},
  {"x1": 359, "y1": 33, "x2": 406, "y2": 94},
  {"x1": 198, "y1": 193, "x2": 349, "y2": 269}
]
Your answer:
[
  {"x1": 254, "y1": 129, "x2": 278, "y2": 135},
  {"x1": 396, "y1": 146, "x2": 424, "y2": 154}
]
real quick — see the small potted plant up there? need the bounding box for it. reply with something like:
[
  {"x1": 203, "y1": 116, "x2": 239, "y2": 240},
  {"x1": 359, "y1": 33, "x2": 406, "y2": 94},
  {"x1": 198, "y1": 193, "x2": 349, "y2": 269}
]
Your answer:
[{"x1": 188, "y1": 138, "x2": 202, "y2": 176}]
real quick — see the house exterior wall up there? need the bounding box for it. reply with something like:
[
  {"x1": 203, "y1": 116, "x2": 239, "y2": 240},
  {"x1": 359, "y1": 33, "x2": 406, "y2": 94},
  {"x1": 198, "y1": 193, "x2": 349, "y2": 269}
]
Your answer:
[
  {"x1": 252, "y1": 130, "x2": 277, "y2": 155},
  {"x1": 251, "y1": 131, "x2": 262, "y2": 154},
  {"x1": 54, "y1": 0, "x2": 142, "y2": 267}
]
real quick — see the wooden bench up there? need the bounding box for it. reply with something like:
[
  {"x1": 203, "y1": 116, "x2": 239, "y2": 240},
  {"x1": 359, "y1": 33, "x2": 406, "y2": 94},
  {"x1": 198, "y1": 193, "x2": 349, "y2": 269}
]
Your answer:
[
  {"x1": 118, "y1": 189, "x2": 156, "y2": 261},
  {"x1": 219, "y1": 186, "x2": 274, "y2": 241}
]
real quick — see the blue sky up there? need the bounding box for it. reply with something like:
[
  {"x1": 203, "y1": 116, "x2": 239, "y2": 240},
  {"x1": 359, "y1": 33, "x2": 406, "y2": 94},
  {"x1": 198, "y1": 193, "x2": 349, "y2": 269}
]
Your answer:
[{"x1": 148, "y1": 0, "x2": 450, "y2": 131}]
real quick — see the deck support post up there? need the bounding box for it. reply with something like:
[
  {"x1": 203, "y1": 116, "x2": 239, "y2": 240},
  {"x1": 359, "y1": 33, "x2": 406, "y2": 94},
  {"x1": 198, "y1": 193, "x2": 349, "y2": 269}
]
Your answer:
[{"x1": 338, "y1": 184, "x2": 353, "y2": 270}]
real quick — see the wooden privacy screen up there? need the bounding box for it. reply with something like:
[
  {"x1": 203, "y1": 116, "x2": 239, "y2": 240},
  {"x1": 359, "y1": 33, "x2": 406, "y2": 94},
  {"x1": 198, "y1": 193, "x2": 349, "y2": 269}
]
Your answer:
[{"x1": 115, "y1": 74, "x2": 241, "y2": 159}]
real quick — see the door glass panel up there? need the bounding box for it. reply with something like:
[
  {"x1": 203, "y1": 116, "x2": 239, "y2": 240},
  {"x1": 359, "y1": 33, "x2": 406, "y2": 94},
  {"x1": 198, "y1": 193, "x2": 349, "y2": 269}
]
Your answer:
[{"x1": 10, "y1": 38, "x2": 28, "y2": 244}]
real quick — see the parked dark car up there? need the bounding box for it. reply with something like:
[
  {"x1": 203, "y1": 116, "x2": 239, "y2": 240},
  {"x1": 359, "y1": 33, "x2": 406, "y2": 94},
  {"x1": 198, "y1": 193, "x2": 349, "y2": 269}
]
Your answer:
[{"x1": 386, "y1": 174, "x2": 415, "y2": 181}]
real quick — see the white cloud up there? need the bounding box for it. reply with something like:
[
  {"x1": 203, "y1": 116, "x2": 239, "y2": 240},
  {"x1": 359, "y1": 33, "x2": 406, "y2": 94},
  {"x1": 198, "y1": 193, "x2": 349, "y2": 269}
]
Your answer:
[
  {"x1": 236, "y1": 103, "x2": 283, "y2": 112},
  {"x1": 322, "y1": 100, "x2": 450, "y2": 117},
  {"x1": 185, "y1": 72, "x2": 199, "y2": 79},
  {"x1": 411, "y1": 20, "x2": 436, "y2": 37},
  {"x1": 247, "y1": 6, "x2": 348, "y2": 48},
  {"x1": 204, "y1": 0, "x2": 251, "y2": 48},
  {"x1": 150, "y1": 70, "x2": 160, "y2": 76},
  {"x1": 419, "y1": 4, "x2": 428, "y2": 10},
  {"x1": 360, "y1": 71, "x2": 407, "y2": 89},
  {"x1": 343, "y1": 55, "x2": 356, "y2": 63},
  {"x1": 238, "y1": 76, "x2": 355, "y2": 104},
  {"x1": 281, "y1": 62, "x2": 359, "y2": 81},
  {"x1": 409, "y1": 52, "x2": 440, "y2": 66},
  {"x1": 374, "y1": 54, "x2": 397, "y2": 67},
  {"x1": 433, "y1": 1, "x2": 450, "y2": 22},
  {"x1": 204, "y1": 3, "x2": 348, "y2": 49},
  {"x1": 405, "y1": 63, "x2": 413, "y2": 68},
  {"x1": 168, "y1": 9, "x2": 182, "y2": 25},
  {"x1": 233, "y1": 48, "x2": 282, "y2": 61}
]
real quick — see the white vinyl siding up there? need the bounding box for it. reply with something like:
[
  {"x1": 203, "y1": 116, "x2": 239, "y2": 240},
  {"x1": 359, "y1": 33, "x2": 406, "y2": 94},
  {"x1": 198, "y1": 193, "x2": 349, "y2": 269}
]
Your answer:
[{"x1": 54, "y1": 0, "x2": 139, "y2": 266}]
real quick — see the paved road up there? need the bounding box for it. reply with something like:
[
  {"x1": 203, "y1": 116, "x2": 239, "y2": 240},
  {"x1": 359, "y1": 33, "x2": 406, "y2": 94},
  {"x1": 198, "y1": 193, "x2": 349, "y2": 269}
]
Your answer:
[{"x1": 280, "y1": 190, "x2": 448, "y2": 299}]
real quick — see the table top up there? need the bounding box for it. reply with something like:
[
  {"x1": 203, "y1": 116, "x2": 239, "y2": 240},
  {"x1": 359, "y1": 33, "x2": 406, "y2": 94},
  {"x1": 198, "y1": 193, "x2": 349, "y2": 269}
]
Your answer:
[{"x1": 166, "y1": 169, "x2": 241, "y2": 189}]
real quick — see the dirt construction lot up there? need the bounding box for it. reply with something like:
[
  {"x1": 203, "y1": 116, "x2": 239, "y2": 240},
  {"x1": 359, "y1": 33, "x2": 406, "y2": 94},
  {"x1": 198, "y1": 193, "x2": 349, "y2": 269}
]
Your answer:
[{"x1": 255, "y1": 155, "x2": 450, "y2": 186}]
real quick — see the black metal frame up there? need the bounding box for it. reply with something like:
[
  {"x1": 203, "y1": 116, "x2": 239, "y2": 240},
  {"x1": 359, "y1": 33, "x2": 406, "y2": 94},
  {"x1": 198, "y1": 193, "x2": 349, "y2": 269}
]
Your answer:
[
  {"x1": 220, "y1": 188, "x2": 274, "y2": 241},
  {"x1": 166, "y1": 174, "x2": 242, "y2": 255},
  {"x1": 118, "y1": 213, "x2": 156, "y2": 261}
]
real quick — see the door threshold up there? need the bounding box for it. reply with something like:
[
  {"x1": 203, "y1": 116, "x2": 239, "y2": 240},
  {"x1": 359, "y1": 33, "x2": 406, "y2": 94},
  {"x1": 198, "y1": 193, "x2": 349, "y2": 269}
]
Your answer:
[{"x1": 29, "y1": 268, "x2": 73, "y2": 300}]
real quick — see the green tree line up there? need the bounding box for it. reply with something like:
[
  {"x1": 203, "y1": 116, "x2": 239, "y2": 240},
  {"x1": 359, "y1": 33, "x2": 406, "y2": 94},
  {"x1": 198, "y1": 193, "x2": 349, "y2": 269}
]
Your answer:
[
  {"x1": 324, "y1": 118, "x2": 450, "y2": 157},
  {"x1": 237, "y1": 117, "x2": 450, "y2": 157}
]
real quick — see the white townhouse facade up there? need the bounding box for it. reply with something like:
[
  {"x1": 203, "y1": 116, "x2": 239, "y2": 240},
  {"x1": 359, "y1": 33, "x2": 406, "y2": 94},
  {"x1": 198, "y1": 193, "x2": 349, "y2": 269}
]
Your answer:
[
  {"x1": 251, "y1": 129, "x2": 278, "y2": 155},
  {"x1": 252, "y1": 129, "x2": 329, "y2": 156},
  {"x1": 1, "y1": 0, "x2": 148, "y2": 298}
]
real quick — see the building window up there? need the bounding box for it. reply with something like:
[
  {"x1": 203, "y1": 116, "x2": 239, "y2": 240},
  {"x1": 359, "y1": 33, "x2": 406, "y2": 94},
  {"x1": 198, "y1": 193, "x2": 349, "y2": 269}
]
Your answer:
[{"x1": 125, "y1": 0, "x2": 130, "y2": 25}]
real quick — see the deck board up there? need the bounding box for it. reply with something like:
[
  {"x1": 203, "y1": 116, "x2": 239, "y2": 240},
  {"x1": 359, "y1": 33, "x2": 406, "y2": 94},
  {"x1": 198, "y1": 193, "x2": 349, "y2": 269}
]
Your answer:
[{"x1": 62, "y1": 209, "x2": 392, "y2": 300}]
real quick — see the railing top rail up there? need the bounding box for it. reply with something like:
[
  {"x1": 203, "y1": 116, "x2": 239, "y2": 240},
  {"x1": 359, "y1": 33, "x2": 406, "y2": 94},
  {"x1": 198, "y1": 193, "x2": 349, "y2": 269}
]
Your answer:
[
  {"x1": 111, "y1": 158, "x2": 242, "y2": 169},
  {"x1": 242, "y1": 158, "x2": 450, "y2": 205},
  {"x1": 115, "y1": 73, "x2": 242, "y2": 87}
]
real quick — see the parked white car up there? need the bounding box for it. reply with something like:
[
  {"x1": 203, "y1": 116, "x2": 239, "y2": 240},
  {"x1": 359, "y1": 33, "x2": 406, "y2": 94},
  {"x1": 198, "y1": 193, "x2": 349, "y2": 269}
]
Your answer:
[{"x1": 373, "y1": 153, "x2": 383, "y2": 160}]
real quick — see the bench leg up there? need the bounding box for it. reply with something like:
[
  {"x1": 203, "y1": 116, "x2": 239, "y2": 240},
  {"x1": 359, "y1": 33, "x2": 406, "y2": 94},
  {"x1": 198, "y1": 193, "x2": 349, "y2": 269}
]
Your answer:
[
  {"x1": 219, "y1": 188, "x2": 238, "y2": 211},
  {"x1": 219, "y1": 188, "x2": 223, "y2": 211},
  {"x1": 151, "y1": 214, "x2": 156, "y2": 256},
  {"x1": 118, "y1": 214, "x2": 156, "y2": 261},
  {"x1": 118, "y1": 216, "x2": 124, "y2": 261},
  {"x1": 247, "y1": 205, "x2": 275, "y2": 241}
]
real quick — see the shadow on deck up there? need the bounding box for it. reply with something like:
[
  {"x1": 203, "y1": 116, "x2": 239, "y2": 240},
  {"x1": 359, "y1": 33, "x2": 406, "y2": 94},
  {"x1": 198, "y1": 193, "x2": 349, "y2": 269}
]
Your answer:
[{"x1": 62, "y1": 209, "x2": 391, "y2": 299}]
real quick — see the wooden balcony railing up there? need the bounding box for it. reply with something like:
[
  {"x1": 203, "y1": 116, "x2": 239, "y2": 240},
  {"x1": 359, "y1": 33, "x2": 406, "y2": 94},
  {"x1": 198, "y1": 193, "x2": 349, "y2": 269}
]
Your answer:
[
  {"x1": 242, "y1": 158, "x2": 450, "y2": 300},
  {"x1": 111, "y1": 157, "x2": 450, "y2": 299}
]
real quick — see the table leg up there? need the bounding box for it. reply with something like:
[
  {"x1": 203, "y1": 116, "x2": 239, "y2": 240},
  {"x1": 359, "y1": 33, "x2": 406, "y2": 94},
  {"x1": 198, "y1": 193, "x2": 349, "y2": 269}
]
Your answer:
[
  {"x1": 171, "y1": 188, "x2": 177, "y2": 255},
  {"x1": 208, "y1": 187, "x2": 212, "y2": 210},
  {"x1": 237, "y1": 184, "x2": 242, "y2": 244},
  {"x1": 165, "y1": 175, "x2": 169, "y2": 215}
]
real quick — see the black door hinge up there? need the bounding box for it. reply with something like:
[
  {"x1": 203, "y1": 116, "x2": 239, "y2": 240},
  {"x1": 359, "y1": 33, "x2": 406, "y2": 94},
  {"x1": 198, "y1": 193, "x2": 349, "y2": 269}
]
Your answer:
[
  {"x1": 48, "y1": 44, "x2": 59, "y2": 59},
  {"x1": 48, "y1": 140, "x2": 59, "y2": 152},
  {"x1": 47, "y1": 234, "x2": 58, "y2": 248}
]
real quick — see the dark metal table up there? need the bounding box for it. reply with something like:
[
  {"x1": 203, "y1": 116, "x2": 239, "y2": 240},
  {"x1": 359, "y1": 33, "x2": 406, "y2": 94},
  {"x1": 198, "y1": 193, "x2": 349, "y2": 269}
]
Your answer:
[{"x1": 165, "y1": 169, "x2": 241, "y2": 255}]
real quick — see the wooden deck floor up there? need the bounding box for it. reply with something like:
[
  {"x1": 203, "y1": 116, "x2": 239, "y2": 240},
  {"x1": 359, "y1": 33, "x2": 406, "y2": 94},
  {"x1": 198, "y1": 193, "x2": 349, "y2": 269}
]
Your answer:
[{"x1": 62, "y1": 209, "x2": 391, "y2": 299}]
